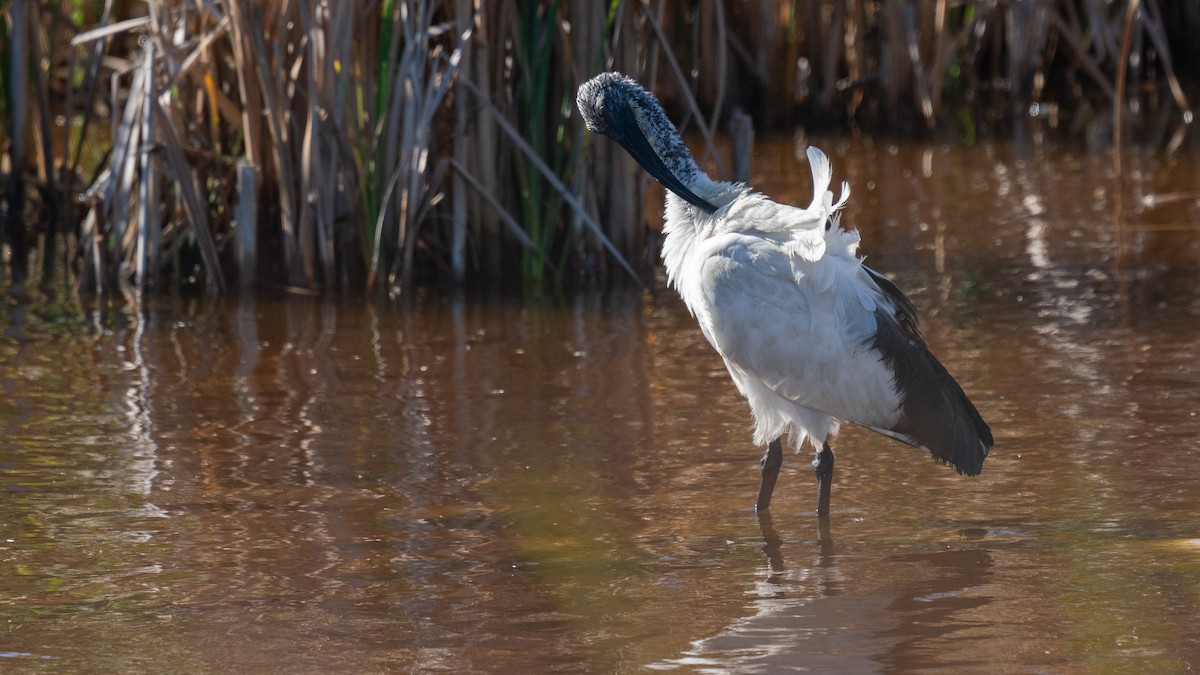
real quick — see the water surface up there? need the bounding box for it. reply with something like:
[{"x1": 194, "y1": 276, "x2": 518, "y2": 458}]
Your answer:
[{"x1": 2, "y1": 140, "x2": 1199, "y2": 672}]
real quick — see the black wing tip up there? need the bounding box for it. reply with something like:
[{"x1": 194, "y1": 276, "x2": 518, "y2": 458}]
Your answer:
[
  {"x1": 939, "y1": 423, "x2": 992, "y2": 476},
  {"x1": 944, "y1": 447, "x2": 987, "y2": 476},
  {"x1": 933, "y1": 404, "x2": 992, "y2": 476},
  {"x1": 912, "y1": 433, "x2": 989, "y2": 476}
]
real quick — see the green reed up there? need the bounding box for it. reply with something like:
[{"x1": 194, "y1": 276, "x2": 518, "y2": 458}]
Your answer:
[{"x1": 517, "y1": 1, "x2": 560, "y2": 290}]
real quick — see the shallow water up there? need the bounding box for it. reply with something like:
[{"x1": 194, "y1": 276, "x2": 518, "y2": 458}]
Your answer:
[{"x1": 2, "y1": 140, "x2": 1200, "y2": 672}]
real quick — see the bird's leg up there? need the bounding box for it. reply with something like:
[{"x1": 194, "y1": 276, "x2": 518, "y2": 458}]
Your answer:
[
  {"x1": 755, "y1": 438, "x2": 784, "y2": 512},
  {"x1": 814, "y1": 442, "x2": 835, "y2": 517}
]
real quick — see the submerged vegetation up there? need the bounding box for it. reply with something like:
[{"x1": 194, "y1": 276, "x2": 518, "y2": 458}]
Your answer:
[{"x1": 0, "y1": 0, "x2": 1196, "y2": 297}]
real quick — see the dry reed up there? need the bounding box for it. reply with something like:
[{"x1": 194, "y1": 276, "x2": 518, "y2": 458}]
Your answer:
[{"x1": 0, "y1": 0, "x2": 1195, "y2": 296}]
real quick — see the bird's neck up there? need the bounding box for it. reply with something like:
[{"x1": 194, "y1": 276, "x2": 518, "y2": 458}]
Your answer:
[
  {"x1": 641, "y1": 120, "x2": 703, "y2": 186},
  {"x1": 659, "y1": 184, "x2": 742, "y2": 305}
]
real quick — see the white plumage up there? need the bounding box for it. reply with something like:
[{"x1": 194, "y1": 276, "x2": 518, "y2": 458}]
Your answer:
[{"x1": 577, "y1": 72, "x2": 992, "y2": 514}]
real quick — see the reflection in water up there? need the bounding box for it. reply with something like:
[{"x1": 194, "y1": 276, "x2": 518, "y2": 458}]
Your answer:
[
  {"x1": 651, "y1": 512, "x2": 854, "y2": 670},
  {"x1": 758, "y1": 511, "x2": 787, "y2": 579},
  {"x1": 654, "y1": 513, "x2": 997, "y2": 672},
  {"x1": 1, "y1": 140, "x2": 1199, "y2": 672}
]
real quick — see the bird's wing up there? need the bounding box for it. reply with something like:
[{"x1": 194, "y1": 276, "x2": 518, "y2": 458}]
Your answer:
[
  {"x1": 858, "y1": 266, "x2": 994, "y2": 475},
  {"x1": 697, "y1": 232, "x2": 904, "y2": 429}
]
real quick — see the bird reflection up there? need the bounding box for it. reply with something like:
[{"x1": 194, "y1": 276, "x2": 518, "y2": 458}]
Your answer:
[
  {"x1": 756, "y1": 510, "x2": 838, "y2": 598},
  {"x1": 655, "y1": 512, "x2": 1002, "y2": 670},
  {"x1": 757, "y1": 511, "x2": 786, "y2": 580}
]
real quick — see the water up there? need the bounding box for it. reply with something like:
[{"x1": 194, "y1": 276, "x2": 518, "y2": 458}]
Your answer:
[{"x1": 2, "y1": 140, "x2": 1200, "y2": 672}]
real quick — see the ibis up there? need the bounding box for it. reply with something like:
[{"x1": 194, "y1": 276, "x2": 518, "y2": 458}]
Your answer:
[{"x1": 576, "y1": 72, "x2": 993, "y2": 516}]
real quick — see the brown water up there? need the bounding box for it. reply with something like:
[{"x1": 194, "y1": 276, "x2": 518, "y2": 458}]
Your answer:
[{"x1": 2, "y1": 141, "x2": 1200, "y2": 673}]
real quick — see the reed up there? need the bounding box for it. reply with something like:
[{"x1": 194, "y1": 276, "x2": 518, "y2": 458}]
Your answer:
[{"x1": 1, "y1": 1, "x2": 1196, "y2": 296}]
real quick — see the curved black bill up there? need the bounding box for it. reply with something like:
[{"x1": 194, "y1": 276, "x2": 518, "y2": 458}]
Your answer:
[{"x1": 609, "y1": 111, "x2": 717, "y2": 214}]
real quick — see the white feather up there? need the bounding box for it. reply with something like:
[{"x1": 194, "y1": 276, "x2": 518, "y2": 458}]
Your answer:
[{"x1": 806, "y1": 146, "x2": 832, "y2": 209}]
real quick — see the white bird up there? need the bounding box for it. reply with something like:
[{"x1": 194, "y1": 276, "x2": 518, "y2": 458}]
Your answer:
[{"x1": 577, "y1": 72, "x2": 993, "y2": 515}]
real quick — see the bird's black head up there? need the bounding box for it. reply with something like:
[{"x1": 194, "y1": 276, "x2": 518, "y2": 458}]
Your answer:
[
  {"x1": 576, "y1": 72, "x2": 640, "y2": 140},
  {"x1": 576, "y1": 72, "x2": 717, "y2": 214}
]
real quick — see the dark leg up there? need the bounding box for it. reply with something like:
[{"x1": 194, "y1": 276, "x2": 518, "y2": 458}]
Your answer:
[
  {"x1": 814, "y1": 442, "x2": 835, "y2": 517},
  {"x1": 755, "y1": 438, "x2": 784, "y2": 512}
]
